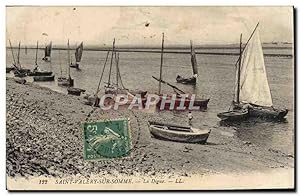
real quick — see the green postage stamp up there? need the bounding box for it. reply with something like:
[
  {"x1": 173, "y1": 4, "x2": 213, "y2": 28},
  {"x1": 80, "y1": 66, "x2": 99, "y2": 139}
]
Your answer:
[{"x1": 83, "y1": 118, "x2": 131, "y2": 160}]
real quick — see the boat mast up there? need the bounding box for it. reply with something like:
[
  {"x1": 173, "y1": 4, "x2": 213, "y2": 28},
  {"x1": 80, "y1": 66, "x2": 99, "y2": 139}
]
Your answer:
[
  {"x1": 35, "y1": 41, "x2": 38, "y2": 66},
  {"x1": 234, "y1": 22, "x2": 260, "y2": 68},
  {"x1": 108, "y1": 38, "x2": 115, "y2": 86},
  {"x1": 96, "y1": 51, "x2": 110, "y2": 95},
  {"x1": 116, "y1": 52, "x2": 119, "y2": 89},
  {"x1": 59, "y1": 49, "x2": 62, "y2": 78},
  {"x1": 8, "y1": 40, "x2": 17, "y2": 66},
  {"x1": 236, "y1": 34, "x2": 242, "y2": 104},
  {"x1": 17, "y1": 42, "x2": 21, "y2": 69},
  {"x1": 67, "y1": 39, "x2": 71, "y2": 78},
  {"x1": 158, "y1": 33, "x2": 164, "y2": 94}
]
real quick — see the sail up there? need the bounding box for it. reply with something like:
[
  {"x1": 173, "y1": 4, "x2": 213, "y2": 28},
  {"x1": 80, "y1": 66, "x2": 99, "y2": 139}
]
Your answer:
[
  {"x1": 235, "y1": 29, "x2": 273, "y2": 107},
  {"x1": 190, "y1": 40, "x2": 198, "y2": 75},
  {"x1": 75, "y1": 42, "x2": 83, "y2": 63},
  {"x1": 44, "y1": 42, "x2": 52, "y2": 57}
]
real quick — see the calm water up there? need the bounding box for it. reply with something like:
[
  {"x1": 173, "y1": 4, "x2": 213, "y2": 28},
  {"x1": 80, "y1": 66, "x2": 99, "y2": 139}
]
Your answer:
[{"x1": 6, "y1": 48, "x2": 295, "y2": 155}]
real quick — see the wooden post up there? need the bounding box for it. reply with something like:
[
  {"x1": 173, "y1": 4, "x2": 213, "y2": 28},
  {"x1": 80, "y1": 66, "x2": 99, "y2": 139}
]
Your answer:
[
  {"x1": 158, "y1": 33, "x2": 164, "y2": 94},
  {"x1": 237, "y1": 34, "x2": 242, "y2": 104}
]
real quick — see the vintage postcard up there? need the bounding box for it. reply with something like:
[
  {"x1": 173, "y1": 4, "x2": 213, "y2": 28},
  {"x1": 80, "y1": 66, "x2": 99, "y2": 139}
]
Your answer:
[{"x1": 6, "y1": 6, "x2": 294, "y2": 190}]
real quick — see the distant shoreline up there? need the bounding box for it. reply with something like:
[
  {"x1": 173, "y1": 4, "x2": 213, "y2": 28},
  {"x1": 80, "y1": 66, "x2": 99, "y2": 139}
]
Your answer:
[{"x1": 6, "y1": 46, "x2": 293, "y2": 57}]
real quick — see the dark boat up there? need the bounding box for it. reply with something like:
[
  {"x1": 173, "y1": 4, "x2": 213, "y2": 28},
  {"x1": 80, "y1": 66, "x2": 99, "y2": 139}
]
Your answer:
[
  {"x1": 42, "y1": 42, "x2": 52, "y2": 62},
  {"x1": 33, "y1": 75, "x2": 55, "y2": 82},
  {"x1": 248, "y1": 105, "x2": 288, "y2": 120},
  {"x1": 70, "y1": 42, "x2": 83, "y2": 69},
  {"x1": 176, "y1": 40, "x2": 198, "y2": 85},
  {"x1": 156, "y1": 94, "x2": 209, "y2": 111},
  {"x1": 148, "y1": 121, "x2": 211, "y2": 144},
  {"x1": 176, "y1": 75, "x2": 196, "y2": 84},
  {"x1": 217, "y1": 109, "x2": 249, "y2": 121},
  {"x1": 28, "y1": 71, "x2": 53, "y2": 76},
  {"x1": 67, "y1": 87, "x2": 86, "y2": 96},
  {"x1": 58, "y1": 76, "x2": 74, "y2": 87},
  {"x1": 153, "y1": 76, "x2": 209, "y2": 111}
]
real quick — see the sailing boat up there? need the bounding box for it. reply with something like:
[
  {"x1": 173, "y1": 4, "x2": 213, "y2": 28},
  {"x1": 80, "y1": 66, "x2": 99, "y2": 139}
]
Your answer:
[
  {"x1": 104, "y1": 39, "x2": 147, "y2": 97},
  {"x1": 176, "y1": 40, "x2": 198, "y2": 84},
  {"x1": 32, "y1": 41, "x2": 55, "y2": 81},
  {"x1": 11, "y1": 41, "x2": 31, "y2": 77},
  {"x1": 28, "y1": 41, "x2": 53, "y2": 76},
  {"x1": 217, "y1": 23, "x2": 288, "y2": 121},
  {"x1": 70, "y1": 42, "x2": 83, "y2": 69},
  {"x1": 154, "y1": 33, "x2": 209, "y2": 111},
  {"x1": 58, "y1": 39, "x2": 74, "y2": 87},
  {"x1": 6, "y1": 40, "x2": 16, "y2": 73},
  {"x1": 42, "y1": 41, "x2": 52, "y2": 62}
]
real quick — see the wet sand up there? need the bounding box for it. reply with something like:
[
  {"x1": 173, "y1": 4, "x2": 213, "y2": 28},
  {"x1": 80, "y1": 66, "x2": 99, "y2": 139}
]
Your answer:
[{"x1": 6, "y1": 78, "x2": 294, "y2": 179}]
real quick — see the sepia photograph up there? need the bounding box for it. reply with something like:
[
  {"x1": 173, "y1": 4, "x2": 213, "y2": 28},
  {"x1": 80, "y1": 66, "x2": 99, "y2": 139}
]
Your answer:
[{"x1": 5, "y1": 6, "x2": 295, "y2": 190}]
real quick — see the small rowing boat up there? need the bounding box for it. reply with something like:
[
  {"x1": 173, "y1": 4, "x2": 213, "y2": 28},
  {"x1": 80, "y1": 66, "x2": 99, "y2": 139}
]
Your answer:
[{"x1": 148, "y1": 121, "x2": 210, "y2": 144}]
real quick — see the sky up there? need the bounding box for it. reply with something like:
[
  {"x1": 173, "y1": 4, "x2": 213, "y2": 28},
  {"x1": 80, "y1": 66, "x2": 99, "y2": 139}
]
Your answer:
[{"x1": 6, "y1": 6, "x2": 294, "y2": 47}]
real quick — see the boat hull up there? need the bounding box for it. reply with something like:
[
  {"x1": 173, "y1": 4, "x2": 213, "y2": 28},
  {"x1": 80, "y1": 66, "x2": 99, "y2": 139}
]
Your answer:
[
  {"x1": 148, "y1": 122, "x2": 210, "y2": 144},
  {"x1": 58, "y1": 77, "x2": 74, "y2": 87},
  {"x1": 248, "y1": 106, "x2": 288, "y2": 120},
  {"x1": 157, "y1": 96, "x2": 209, "y2": 111},
  {"x1": 176, "y1": 75, "x2": 196, "y2": 85},
  {"x1": 33, "y1": 75, "x2": 55, "y2": 82},
  {"x1": 28, "y1": 71, "x2": 53, "y2": 76},
  {"x1": 70, "y1": 63, "x2": 79, "y2": 69},
  {"x1": 217, "y1": 109, "x2": 249, "y2": 121},
  {"x1": 67, "y1": 87, "x2": 86, "y2": 96}
]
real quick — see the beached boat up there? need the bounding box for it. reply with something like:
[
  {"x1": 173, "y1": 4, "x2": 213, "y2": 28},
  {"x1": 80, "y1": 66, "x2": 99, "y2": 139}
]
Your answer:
[
  {"x1": 152, "y1": 76, "x2": 209, "y2": 110},
  {"x1": 27, "y1": 41, "x2": 54, "y2": 77},
  {"x1": 148, "y1": 121, "x2": 211, "y2": 143},
  {"x1": 67, "y1": 87, "x2": 86, "y2": 96},
  {"x1": 152, "y1": 34, "x2": 209, "y2": 111},
  {"x1": 217, "y1": 23, "x2": 288, "y2": 121},
  {"x1": 28, "y1": 71, "x2": 52, "y2": 76},
  {"x1": 28, "y1": 41, "x2": 53, "y2": 76},
  {"x1": 8, "y1": 40, "x2": 29, "y2": 77},
  {"x1": 33, "y1": 75, "x2": 55, "y2": 81},
  {"x1": 176, "y1": 40, "x2": 198, "y2": 85},
  {"x1": 70, "y1": 42, "x2": 83, "y2": 69},
  {"x1": 104, "y1": 39, "x2": 147, "y2": 100},
  {"x1": 42, "y1": 41, "x2": 52, "y2": 62},
  {"x1": 58, "y1": 40, "x2": 74, "y2": 87}
]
